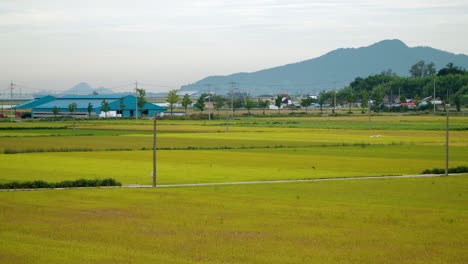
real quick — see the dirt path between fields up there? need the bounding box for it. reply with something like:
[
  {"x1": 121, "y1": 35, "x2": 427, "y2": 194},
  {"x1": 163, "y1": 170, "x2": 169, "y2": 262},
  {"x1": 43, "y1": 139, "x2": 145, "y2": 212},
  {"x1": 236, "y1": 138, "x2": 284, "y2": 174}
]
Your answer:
[{"x1": 1, "y1": 174, "x2": 456, "y2": 192}]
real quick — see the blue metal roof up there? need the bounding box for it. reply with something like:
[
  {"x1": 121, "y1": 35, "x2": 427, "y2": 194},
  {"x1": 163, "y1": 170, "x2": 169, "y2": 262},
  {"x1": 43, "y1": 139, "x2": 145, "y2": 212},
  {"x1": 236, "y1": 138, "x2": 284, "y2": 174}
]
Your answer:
[
  {"x1": 32, "y1": 95, "x2": 166, "y2": 111},
  {"x1": 13, "y1": 95, "x2": 56, "y2": 109},
  {"x1": 36, "y1": 99, "x2": 120, "y2": 109},
  {"x1": 60, "y1": 95, "x2": 130, "y2": 99}
]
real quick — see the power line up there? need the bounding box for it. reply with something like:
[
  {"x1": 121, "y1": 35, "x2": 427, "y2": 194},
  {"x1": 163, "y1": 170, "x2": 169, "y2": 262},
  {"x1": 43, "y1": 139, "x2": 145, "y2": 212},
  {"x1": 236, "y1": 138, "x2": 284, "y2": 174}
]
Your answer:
[
  {"x1": 229, "y1": 81, "x2": 236, "y2": 117},
  {"x1": 135, "y1": 81, "x2": 139, "y2": 120},
  {"x1": 205, "y1": 84, "x2": 212, "y2": 121},
  {"x1": 10, "y1": 81, "x2": 15, "y2": 121},
  {"x1": 184, "y1": 80, "x2": 348, "y2": 88},
  {"x1": 138, "y1": 83, "x2": 180, "y2": 88}
]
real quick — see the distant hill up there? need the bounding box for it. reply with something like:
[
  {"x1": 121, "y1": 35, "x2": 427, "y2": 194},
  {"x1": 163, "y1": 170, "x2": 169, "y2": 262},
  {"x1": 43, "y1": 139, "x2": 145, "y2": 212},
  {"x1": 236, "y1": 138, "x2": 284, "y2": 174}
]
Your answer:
[
  {"x1": 180, "y1": 39, "x2": 468, "y2": 96},
  {"x1": 63, "y1": 82, "x2": 115, "y2": 95}
]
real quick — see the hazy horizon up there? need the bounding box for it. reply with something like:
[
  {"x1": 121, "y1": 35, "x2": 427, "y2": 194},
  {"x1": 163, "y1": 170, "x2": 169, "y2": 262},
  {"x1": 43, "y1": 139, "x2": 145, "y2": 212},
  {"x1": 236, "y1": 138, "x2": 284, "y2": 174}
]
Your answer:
[{"x1": 1, "y1": 0, "x2": 467, "y2": 94}]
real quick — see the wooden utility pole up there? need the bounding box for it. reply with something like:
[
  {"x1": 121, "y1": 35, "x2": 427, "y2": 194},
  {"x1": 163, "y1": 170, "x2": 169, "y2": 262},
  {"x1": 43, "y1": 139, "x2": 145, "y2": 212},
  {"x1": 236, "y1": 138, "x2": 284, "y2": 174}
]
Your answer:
[
  {"x1": 135, "y1": 81, "x2": 139, "y2": 120},
  {"x1": 368, "y1": 99, "x2": 372, "y2": 130},
  {"x1": 10, "y1": 81, "x2": 15, "y2": 121},
  {"x1": 152, "y1": 112, "x2": 157, "y2": 187},
  {"x1": 333, "y1": 81, "x2": 336, "y2": 115},
  {"x1": 226, "y1": 115, "x2": 229, "y2": 132},
  {"x1": 229, "y1": 81, "x2": 236, "y2": 118},
  {"x1": 73, "y1": 115, "x2": 76, "y2": 136},
  {"x1": 205, "y1": 84, "x2": 212, "y2": 121},
  {"x1": 433, "y1": 79, "x2": 436, "y2": 113},
  {"x1": 445, "y1": 98, "x2": 449, "y2": 177}
]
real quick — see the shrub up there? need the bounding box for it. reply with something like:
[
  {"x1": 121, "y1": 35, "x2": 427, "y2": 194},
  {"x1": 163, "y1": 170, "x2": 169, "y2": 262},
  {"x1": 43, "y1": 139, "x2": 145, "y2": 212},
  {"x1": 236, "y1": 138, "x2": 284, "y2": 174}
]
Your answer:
[
  {"x1": 4, "y1": 148, "x2": 94, "y2": 154},
  {"x1": 0, "y1": 178, "x2": 122, "y2": 189},
  {"x1": 421, "y1": 166, "x2": 468, "y2": 174}
]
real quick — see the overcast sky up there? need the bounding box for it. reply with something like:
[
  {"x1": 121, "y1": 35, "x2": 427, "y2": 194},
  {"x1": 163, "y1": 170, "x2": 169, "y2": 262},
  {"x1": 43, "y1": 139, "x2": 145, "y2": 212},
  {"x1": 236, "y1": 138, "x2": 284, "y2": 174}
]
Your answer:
[{"x1": 1, "y1": 0, "x2": 467, "y2": 93}]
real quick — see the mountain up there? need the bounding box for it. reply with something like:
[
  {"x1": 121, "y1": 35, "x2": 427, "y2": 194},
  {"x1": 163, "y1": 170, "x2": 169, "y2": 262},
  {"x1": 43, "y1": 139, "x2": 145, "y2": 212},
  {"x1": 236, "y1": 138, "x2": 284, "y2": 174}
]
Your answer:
[
  {"x1": 63, "y1": 82, "x2": 94, "y2": 94},
  {"x1": 94, "y1": 86, "x2": 116, "y2": 94},
  {"x1": 63, "y1": 82, "x2": 115, "y2": 95},
  {"x1": 180, "y1": 39, "x2": 468, "y2": 96}
]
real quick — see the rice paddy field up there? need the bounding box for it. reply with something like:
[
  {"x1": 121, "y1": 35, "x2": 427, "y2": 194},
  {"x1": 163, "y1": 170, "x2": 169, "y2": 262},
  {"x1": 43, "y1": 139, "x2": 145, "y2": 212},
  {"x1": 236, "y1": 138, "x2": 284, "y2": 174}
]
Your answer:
[
  {"x1": 0, "y1": 175, "x2": 467, "y2": 263},
  {"x1": 0, "y1": 114, "x2": 467, "y2": 263}
]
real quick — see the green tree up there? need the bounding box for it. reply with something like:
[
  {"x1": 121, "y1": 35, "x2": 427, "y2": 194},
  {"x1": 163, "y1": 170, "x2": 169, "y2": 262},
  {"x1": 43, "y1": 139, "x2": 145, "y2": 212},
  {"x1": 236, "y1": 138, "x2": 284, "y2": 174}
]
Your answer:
[
  {"x1": 232, "y1": 99, "x2": 242, "y2": 113},
  {"x1": 136, "y1": 88, "x2": 147, "y2": 118},
  {"x1": 166, "y1": 89, "x2": 180, "y2": 116},
  {"x1": 101, "y1": 99, "x2": 110, "y2": 118},
  {"x1": 422, "y1": 100, "x2": 433, "y2": 111},
  {"x1": 300, "y1": 97, "x2": 314, "y2": 113},
  {"x1": 410, "y1": 60, "x2": 438, "y2": 77},
  {"x1": 360, "y1": 90, "x2": 369, "y2": 113},
  {"x1": 274, "y1": 95, "x2": 283, "y2": 113},
  {"x1": 226, "y1": 98, "x2": 242, "y2": 115},
  {"x1": 213, "y1": 96, "x2": 225, "y2": 116},
  {"x1": 318, "y1": 91, "x2": 326, "y2": 114},
  {"x1": 87, "y1": 102, "x2": 93, "y2": 118},
  {"x1": 347, "y1": 93, "x2": 357, "y2": 113},
  {"x1": 381, "y1": 69, "x2": 396, "y2": 76},
  {"x1": 119, "y1": 98, "x2": 125, "y2": 116},
  {"x1": 181, "y1": 94, "x2": 192, "y2": 113},
  {"x1": 371, "y1": 92, "x2": 384, "y2": 112},
  {"x1": 244, "y1": 97, "x2": 255, "y2": 115},
  {"x1": 438, "y1": 63, "x2": 465, "y2": 76},
  {"x1": 399, "y1": 94, "x2": 407, "y2": 104},
  {"x1": 424, "y1": 62, "x2": 436, "y2": 76},
  {"x1": 68, "y1": 103, "x2": 77, "y2": 136},
  {"x1": 329, "y1": 91, "x2": 336, "y2": 114},
  {"x1": 194, "y1": 93, "x2": 207, "y2": 112},
  {"x1": 454, "y1": 94, "x2": 461, "y2": 111},
  {"x1": 52, "y1": 106, "x2": 59, "y2": 117},
  {"x1": 410, "y1": 60, "x2": 425, "y2": 77},
  {"x1": 68, "y1": 103, "x2": 77, "y2": 117},
  {"x1": 413, "y1": 95, "x2": 421, "y2": 111},
  {"x1": 258, "y1": 100, "x2": 269, "y2": 115}
]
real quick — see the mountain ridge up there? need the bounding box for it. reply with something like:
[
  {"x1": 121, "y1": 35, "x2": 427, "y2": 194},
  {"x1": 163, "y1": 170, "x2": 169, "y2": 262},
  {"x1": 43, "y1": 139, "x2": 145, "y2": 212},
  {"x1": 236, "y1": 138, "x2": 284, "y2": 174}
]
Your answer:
[
  {"x1": 63, "y1": 82, "x2": 115, "y2": 95},
  {"x1": 180, "y1": 39, "x2": 468, "y2": 96}
]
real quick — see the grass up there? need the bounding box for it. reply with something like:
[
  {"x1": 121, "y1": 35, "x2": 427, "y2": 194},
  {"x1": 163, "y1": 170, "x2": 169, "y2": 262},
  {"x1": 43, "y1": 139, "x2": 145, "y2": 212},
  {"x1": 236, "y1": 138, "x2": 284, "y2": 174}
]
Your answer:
[
  {"x1": 0, "y1": 175, "x2": 467, "y2": 263},
  {"x1": 0, "y1": 116, "x2": 467, "y2": 184},
  {"x1": 1, "y1": 145, "x2": 467, "y2": 184},
  {"x1": 3, "y1": 115, "x2": 466, "y2": 131},
  {"x1": 0, "y1": 115, "x2": 467, "y2": 263},
  {"x1": 1, "y1": 128, "x2": 466, "y2": 153}
]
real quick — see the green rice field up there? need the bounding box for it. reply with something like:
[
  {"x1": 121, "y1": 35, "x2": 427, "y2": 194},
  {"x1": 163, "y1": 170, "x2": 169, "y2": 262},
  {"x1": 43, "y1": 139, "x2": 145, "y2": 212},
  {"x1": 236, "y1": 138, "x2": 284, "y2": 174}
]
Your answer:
[
  {"x1": 0, "y1": 114, "x2": 467, "y2": 263},
  {"x1": 0, "y1": 115, "x2": 467, "y2": 184},
  {"x1": 0, "y1": 175, "x2": 467, "y2": 263}
]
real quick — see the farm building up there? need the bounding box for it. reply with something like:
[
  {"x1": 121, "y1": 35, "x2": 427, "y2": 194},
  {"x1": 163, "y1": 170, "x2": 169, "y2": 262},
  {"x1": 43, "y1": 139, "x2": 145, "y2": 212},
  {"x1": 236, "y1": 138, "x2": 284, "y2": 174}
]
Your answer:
[{"x1": 14, "y1": 95, "x2": 166, "y2": 118}]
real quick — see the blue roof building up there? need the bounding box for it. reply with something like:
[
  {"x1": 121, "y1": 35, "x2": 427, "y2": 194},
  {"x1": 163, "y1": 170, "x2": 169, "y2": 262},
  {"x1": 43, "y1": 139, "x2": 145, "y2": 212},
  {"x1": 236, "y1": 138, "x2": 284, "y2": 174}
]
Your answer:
[
  {"x1": 14, "y1": 95, "x2": 56, "y2": 109},
  {"x1": 15, "y1": 95, "x2": 166, "y2": 118}
]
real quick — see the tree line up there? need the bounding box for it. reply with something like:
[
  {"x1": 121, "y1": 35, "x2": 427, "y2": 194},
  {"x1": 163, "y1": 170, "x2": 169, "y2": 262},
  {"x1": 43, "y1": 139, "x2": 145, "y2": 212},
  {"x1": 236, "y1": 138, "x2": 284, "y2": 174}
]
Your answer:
[{"x1": 326, "y1": 62, "x2": 467, "y2": 112}]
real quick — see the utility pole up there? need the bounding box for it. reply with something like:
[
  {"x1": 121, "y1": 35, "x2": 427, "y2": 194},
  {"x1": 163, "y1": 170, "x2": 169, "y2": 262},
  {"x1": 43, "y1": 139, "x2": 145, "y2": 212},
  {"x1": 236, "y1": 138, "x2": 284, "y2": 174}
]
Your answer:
[
  {"x1": 10, "y1": 81, "x2": 15, "y2": 121},
  {"x1": 226, "y1": 115, "x2": 230, "y2": 132},
  {"x1": 368, "y1": 97, "x2": 372, "y2": 130},
  {"x1": 229, "y1": 81, "x2": 236, "y2": 118},
  {"x1": 433, "y1": 79, "x2": 436, "y2": 113},
  {"x1": 445, "y1": 90, "x2": 449, "y2": 176},
  {"x1": 205, "y1": 84, "x2": 212, "y2": 121},
  {"x1": 333, "y1": 81, "x2": 337, "y2": 115},
  {"x1": 135, "y1": 81, "x2": 139, "y2": 120},
  {"x1": 390, "y1": 87, "x2": 393, "y2": 105},
  {"x1": 152, "y1": 112, "x2": 157, "y2": 187}
]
